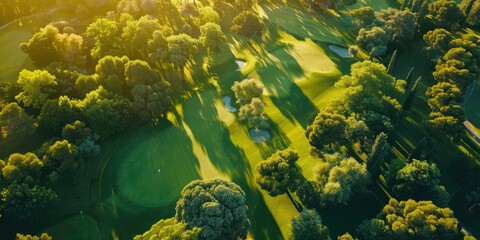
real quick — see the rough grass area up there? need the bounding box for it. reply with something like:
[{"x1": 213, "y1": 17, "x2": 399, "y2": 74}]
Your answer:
[
  {"x1": 0, "y1": 28, "x2": 32, "y2": 81},
  {"x1": 46, "y1": 215, "x2": 101, "y2": 240}
]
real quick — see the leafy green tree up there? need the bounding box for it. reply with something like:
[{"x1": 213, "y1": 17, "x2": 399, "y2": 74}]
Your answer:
[
  {"x1": 334, "y1": 61, "x2": 406, "y2": 119},
  {"x1": 121, "y1": 16, "x2": 160, "y2": 59},
  {"x1": 95, "y1": 55, "x2": 129, "y2": 94},
  {"x1": 231, "y1": 79, "x2": 263, "y2": 105},
  {"x1": 175, "y1": 178, "x2": 250, "y2": 240},
  {"x1": 296, "y1": 180, "x2": 322, "y2": 210},
  {"x1": 314, "y1": 153, "x2": 370, "y2": 205},
  {"x1": 256, "y1": 148, "x2": 301, "y2": 196},
  {"x1": 338, "y1": 233, "x2": 355, "y2": 240},
  {"x1": 39, "y1": 96, "x2": 80, "y2": 133},
  {"x1": 345, "y1": 117, "x2": 370, "y2": 144},
  {"x1": 460, "y1": 0, "x2": 480, "y2": 27},
  {"x1": 62, "y1": 121, "x2": 92, "y2": 144},
  {"x1": 134, "y1": 217, "x2": 200, "y2": 240},
  {"x1": 423, "y1": 28, "x2": 453, "y2": 61},
  {"x1": 305, "y1": 109, "x2": 347, "y2": 149},
  {"x1": 148, "y1": 30, "x2": 169, "y2": 67},
  {"x1": 1, "y1": 153, "x2": 43, "y2": 183},
  {"x1": 16, "y1": 70, "x2": 57, "y2": 109},
  {"x1": 392, "y1": 159, "x2": 450, "y2": 206},
  {"x1": 131, "y1": 82, "x2": 173, "y2": 121},
  {"x1": 238, "y1": 98, "x2": 269, "y2": 130},
  {"x1": 230, "y1": 10, "x2": 263, "y2": 41},
  {"x1": 425, "y1": 82, "x2": 463, "y2": 111},
  {"x1": 357, "y1": 26, "x2": 389, "y2": 57},
  {"x1": 350, "y1": 7, "x2": 376, "y2": 28},
  {"x1": 379, "y1": 198, "x2": 459, "y2": 239},
  {"x1": 198, "y1": 6, "x2": 220, "y2": 25},
  {"x1": 166, "y1": 34, "x2": 198, "y2": 80},
  {"x1": 0, "y1": 103, "x2": 37, "y2": 139},
  {"x1": 43, "y1": 140, "x2": 79, "y2": 177},
  {"x1": 1, "y1": 182, "x2": 57, "y2": 220},
  {"x1": 359, "y1": 111, "x2": 394, "y2": 136},
  {"x1": 290, "y1": 209, "x2": 331, "y2": 240},
  {"x1": 19, "y1": 25, "x2": 60, "y2": 67},
  {"x1": 375, "y1": 8, "x2": 417, "y2": 47},
  {"x1": 199, "y1": 22, "x2": 227, "y2": 53},
  {"x1": 355, "y1": 219, "x2": 390, "y2": 240},
  {"x1": 16, "y1": 233, "x2": 52, "y2": 240},
  {"x1": 124, "y1": 60, "x2": 159, "y2": 87},
  {"x1": 425, "y1": 0, "x2": 465, "y2": 31},
  {"x1": 426, "y1": 110, "x2": 465, "y2": 141},
  {"x1": 180, "y1": 2, "x2": 199, "y2": 22},
  {"x1": 433, "y1": 47, "x2": 479, "y2": 90},
  {"x1": 85, "y1": 18, "x2": 120, "y2": 59},
  {"x1": 78, "y1": 86, "x2": 132, "y2": 138}
]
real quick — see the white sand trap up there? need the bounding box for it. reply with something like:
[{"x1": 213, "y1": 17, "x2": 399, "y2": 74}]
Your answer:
[
  {"x1": 223, "y1": 96, "x2": 238, "y2": 112},
  {"x1": 235, "y1": 59, "x2": 247, "y2": 71},
  {"x1": 328, "y1": 45, "x2": 350, "y2": 58},
  {"x1": 250, "y1": 129, "x2": 271, "y2": 143}
]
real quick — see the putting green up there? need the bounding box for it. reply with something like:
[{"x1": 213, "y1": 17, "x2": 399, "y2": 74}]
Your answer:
[
  {"x1": 0, "y1": 29, "x2": 32, "y2": 81},
  {"x1": 46, "y1": 215, "x2": 101, "y2": 240},
  {"x1": 115, "y1": 124, "x2": 201, "y2": 208}
]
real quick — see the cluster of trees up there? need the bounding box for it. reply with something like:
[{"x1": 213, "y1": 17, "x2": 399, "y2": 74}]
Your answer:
[
  {"x1": 136, "y1": 178, "x2": 249, "y2": 240},
  {"x1": 232, "y1": 79, "x2": 269, "y2": 130},
  {"x1": 422, "y1": 25, "x2": 479, "y2": 140},
  {"x1": 460, "y1": 0, "x2": 480, "y2": 27},
  {"x1": 351, "y1": 7, "x2": 416, "y2": 57}
]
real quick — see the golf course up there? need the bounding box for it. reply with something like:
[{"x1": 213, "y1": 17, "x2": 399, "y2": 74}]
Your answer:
[{"x1": 0, "y1": 0, "x2": 479, "y2": 239}]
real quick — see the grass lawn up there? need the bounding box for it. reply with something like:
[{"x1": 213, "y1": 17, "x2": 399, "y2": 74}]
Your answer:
[
  {"x1": 465, "y1": 82, "x2": 480, "y2": 128},
  {"x1": 0, "y1": 26, "x2": 33, "y2": 81},
  {"x1": 45, "y1": 215, "x2": 101, "y2": 240}
]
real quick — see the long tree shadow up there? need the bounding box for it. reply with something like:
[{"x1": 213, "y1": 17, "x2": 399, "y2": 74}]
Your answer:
[
  {"x1": 256, "y1": 44, "x2": 319, "y2": 128},
  {"x1": 181, "y1": 90, "x2": 285, "y2": 239}
]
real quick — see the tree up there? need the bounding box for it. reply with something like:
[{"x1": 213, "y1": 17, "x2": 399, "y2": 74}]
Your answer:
[
  {"x1": 166, "y1": 34, "x2": 198, "y2": 80},
  {"x1": 85, "y1": 18, "x2": 120, "y2": 59},
  {"x1": 368, "y1": 132, "x2": 390, "y2": 176},
  {"x1": 148, "y1": 30, "x2": 169, "y2": 67},
  {"x1": 43, "y1": 140, "x2": 79, "y2": 179},
  {"x1": 433, "y1": 47, "x2": 478, "y2": 90},
  {"x1": 290, "y1": 209, "x2": 331, "y2": 240},
  {"x1": 231, "y1": 79, "x2": 263, "y2": 105},
  {"x1": 175, "y1": 178, "x2": 250, "y2": 240},
  {"x1": 180, "y1": 2, "x2": 199, "y2": 22},
  {"x1": 305, "y1": 109, "x2": 347, "y2": 149},
  {"x1": 39, "y1": 96, "x2": 80, "y2": 133},
  {"x1": 314, "y1": 153, "x2": 370, "y2": 205},
  {"x1": 124, "y1": 60, "x2": 159, "y2": 87},
  {"x1": 19, "y1": 25, "x2": 60, "y2": 67},
  {"x1": 131, "y1": 82, "x2": 173, "y2": 121},
  {"x1": 357, "y1": 26, "x2": 389, "y2": 57},
  {"x1": 198, "y1": 6, "x2": 220, "y2": 25},
  {"x1": 460, "y1": 0, "x2": 480, "y2": 27},
  {"x1": 334, "y1": 61, "x2": 406, "y2": 119},
  {"x1": 296, "y1": 180, "x2": 322, "y2": 210},
  {"x1": 392, "y1": 159, "x2": 450, "y2": 206},
  {"x1": 338, "y1": 233, "x2": 355, "y2": 240},
  {"x1": 16, "y1": 70, "x2": 57, "y2": 109},
  {"x1": 350, "y1": 7, "x2": 376, "y2": 28},
  {"x1": 425, "y1": 82, "x2": 463, "y2": 111},
  {"x1": 1, "y1": 153, "x2": 43, "y2": 183},
  {"x1": 378, "y1": 199, "x2": 459, "y2": 239},
  {"x1": 199, "y1": 22, "x2": 226, "y2": 53},
  {"x1": 238, "y1": 98, "x2": 269, "y2": 130},
  {"x1": 0, "y1": 103, "x2": 37, "y2": 139},
  {"x1": 16, "y1": 233, "x2": 52, "y2": 240},
  {"x1": 423, "y1": 28, "x2": 453, "y2": 61},
  {"x1": 256, "y1": 148, "x2": 301, "y2": 196},
  {"x1": 95, "y1": 55, "x2": 129, "y2": 94},
  {"x1": 230, "y1": 10, "x2": 263, "y2": 41},
  {"x1": 425, "y1": 0, "x2": 466, "y2": 31},
  {"x1": 1, "y1": 182, "x2": 57, "y2": 220},
  {"x1": 134, "y1": 217, "x2": 201, "y2": 240},
  {"x1": 344, "y1": 116, "x2": 370, "y2": 146},
  {"x1": 426, "y1": 110, "x2": 465, "y2": 141},
  {"x1": 121, "y1": 16, "x2": 160, "y2": 59},
  {"x1": 375, "y1": 8, "x2": 417, "y2": 47},
  {"x1": 359, "y1": 111, "x2": 394, "y2": 136},
  {"x1": 355, "y1": 219, "x2": 390, "y2": 240},
  {"x1": 78, "y1": 86, "x2": 132, "y2": 138}
]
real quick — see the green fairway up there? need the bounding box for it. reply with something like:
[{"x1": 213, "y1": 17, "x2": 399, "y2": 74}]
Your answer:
[
  {"x1": 115, "y1": 124, "x2": 201, "y2": 208},
  {"x1": 465, "y1": 82, "x2": 480, "y2": 128},
  {"x1": 0, "y1": 28, "x2": 32, "y2": 81},
  {"x1": 45, "y1": 215, "x2": 101, "y2": 240}
]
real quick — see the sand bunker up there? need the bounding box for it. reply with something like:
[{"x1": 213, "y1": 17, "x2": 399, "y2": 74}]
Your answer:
[
  {"x1": 223, "y1": 96, "x2": 238, "y2": 112},
  {"x1": 250, "y1": 129, "x2": 271, "y2": 143},
  {"x1": 328, "y1": 45, "x2": 350, "y2": 58},
  {"x1": 235, "y1": 59, "x2": 247, "y2": 71}
]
